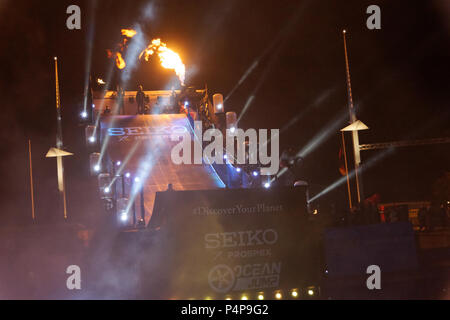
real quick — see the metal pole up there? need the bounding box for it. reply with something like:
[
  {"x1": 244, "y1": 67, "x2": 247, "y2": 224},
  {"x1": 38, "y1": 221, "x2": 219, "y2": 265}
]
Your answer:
[
  {"x1": 342, "y1": 30, "x2": 364, "y2": 204},
  {"x1": 54, "y1": 57, "x2": 68, "y2": 219},
  {"x1": 341, "y1": 132, "x2": 353, "y2": 210},
  {"x1": 28, "y1": 140, "x2": 36, "y2": 220}
]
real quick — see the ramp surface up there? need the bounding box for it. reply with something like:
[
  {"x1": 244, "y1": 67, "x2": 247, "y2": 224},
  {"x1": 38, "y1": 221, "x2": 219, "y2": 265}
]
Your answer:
[{"x1": 100, "y1": 114, "x2": 225, "y2": 223}]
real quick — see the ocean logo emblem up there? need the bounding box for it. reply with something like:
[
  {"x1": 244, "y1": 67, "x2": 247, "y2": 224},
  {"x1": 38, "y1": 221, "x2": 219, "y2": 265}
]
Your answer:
[{"x1": 208, "y1": 264, "x2": 235, "y2": 293}]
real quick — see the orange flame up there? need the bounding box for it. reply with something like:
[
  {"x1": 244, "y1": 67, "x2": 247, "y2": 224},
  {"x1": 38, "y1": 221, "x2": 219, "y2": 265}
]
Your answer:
[
  {"x1": 140, "y1": 39, "x2": 185, "y2": 85},
  {"x1": 121, "y1": 29, "x2": 137, "y2": 38},
  {"x1": 115, "y1": 52, "x2": 126, "y2": 69}
]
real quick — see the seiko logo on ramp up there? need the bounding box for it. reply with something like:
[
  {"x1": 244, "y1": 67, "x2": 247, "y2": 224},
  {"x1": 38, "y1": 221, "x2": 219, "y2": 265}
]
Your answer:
[
  {"x1": 205, "y1": 229, "x2": 278, "y2": 249},
  {"x1": 107, "y1": 126, "x2": 188, "y2": 136}
]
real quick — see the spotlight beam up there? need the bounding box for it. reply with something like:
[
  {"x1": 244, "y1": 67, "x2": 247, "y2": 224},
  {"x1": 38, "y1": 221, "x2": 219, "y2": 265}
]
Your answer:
[
  {"x1": 280, "y1": 86, "x2": 337, "y2": 135},
  {"x1": 274, "y1": 111, "x2": 347, "y2": 182},
  {"x1": 308, "y1": 148, "x2": 395, "y2": 203},
  {"x1": 82, "y1": 0, "x2": 98, "y2": 113},
  {"x1": 96, "y1": 59, "x2": 124, "y2": 165},
  {"x1": 107, "y1": 141, "x2": 141, "y2": 189},
  {"x1": 297, "y1": 112, "x2": 348, "y2": 158},
  {"x1": 226, "y1": 0, "x2": 310, "y2": 104}
]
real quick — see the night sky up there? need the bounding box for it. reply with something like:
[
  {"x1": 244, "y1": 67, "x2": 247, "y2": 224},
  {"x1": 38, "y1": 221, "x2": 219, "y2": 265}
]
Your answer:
[{"x1": 0, "y1": 0, "x2": 449, "y2": 224}]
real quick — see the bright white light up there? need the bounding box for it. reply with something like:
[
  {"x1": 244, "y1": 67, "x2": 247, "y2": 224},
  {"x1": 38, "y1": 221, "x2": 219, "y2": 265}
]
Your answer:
[
  {"x1": 120, "y1": 212, "x2": 128, "y2": 222},
  {"x1": 217, "y1": 103, "x2": 223, "y2": 110},
  {"x1": 184, "y1": 101, "x2": 189, "y2": 107},
  {"x1": 134, "y1": 177, "x2": 140, "y2": 183},
  {"x1": 308, "y1": 289, "x2": 314, "y2": 296},
  {"x1": 252, "y1": 171, "x2": 259, "y2": 177},
  {"x1": 92, "y1": 104, "x2": 95, "y2": 109},
  {"x1": 241, "y1": 295, "x2": 248, "y2": 300},
  {"x1": 264, "y1": 182, "x2": 270, "y2": 188},
  {"x1": 116, "y1": 161, "x2": 121, "y2": 166},
  {"x1": 93, "y1": 165, "x2": 100, "y2": 172},
  {"x1": 230, "y1": 127, "x2": 236, "y2": 133},
  {"x1": 224, "y1": 155, "x2": 228, "y2": 160},
  {"x1": 89, "y1": 136, "x2": 96, "y2": 143},
  {"x1": 125, "y1": 172, "x2": 131, "y2": 178},
  {"x1": 236, "y1": 167, "x2": 241, "y2": 172},
  {"x1": 275, "y1": 292, "x2": 282, "y2": 299},
  {"x1": 104, "y1": 187, "x2": 110, "y2": 193},
  {"x1": 81, "y1": 111, "x2": 88, "y2": 119},
  {"x1": 258, "y1": 294, "x2": 264, "y2": 300},
  {"x1": 291, "y1": 290, "x2": 298, "y2": 298}
]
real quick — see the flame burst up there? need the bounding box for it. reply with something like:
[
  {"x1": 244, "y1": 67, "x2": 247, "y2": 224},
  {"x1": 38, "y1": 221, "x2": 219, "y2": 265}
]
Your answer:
[
  {"x1": 121, "y1": 29, "x2": 137, "y2": 38},
  {"x1": 115, "y1": 52, "x2": 126, "y2": 69},
  {"x1": 140, "y1": 39, "x2": 185, "y2": 85}
]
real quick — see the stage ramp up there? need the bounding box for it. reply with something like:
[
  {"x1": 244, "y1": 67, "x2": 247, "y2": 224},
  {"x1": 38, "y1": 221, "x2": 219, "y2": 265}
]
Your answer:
[{"x1": 100, "y1": 114, "x2": 225, "y2": 224}]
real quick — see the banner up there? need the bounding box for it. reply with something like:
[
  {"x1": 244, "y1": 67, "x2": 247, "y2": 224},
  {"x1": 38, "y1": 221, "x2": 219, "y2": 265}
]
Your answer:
[{"x1": 145, "y1": 186, "x2": 322, "y2": 299}]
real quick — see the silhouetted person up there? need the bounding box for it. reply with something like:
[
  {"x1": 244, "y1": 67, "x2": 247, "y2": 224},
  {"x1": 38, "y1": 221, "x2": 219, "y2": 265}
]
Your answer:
[
  {"x1": 390, "y1": 206, "x2": 398, "y2": 223},
  {"x1": 418, "y1": 206, "x2": 427, "y2": 231},
  {"x1": 153, "y1": 96, "x2": 163, "y2": 114},
  {"x1": 439, "y1": 203, "x2": 447, "y2": 228},
  {"x1": 103, "y1": 105, "x2": 111, "y2": 115},
  {"x1": 136, "y1": 85, "x2": 145, "y2": 114},
  {"x1": 116, "y1": 84, "x2": 125, "y2": 114},
  {"x1": 368, "y1": 203, "x2": 380, "y2": 224},
  {"x1": 169, "y1": 90, "x2": 177, "y2": 113}
]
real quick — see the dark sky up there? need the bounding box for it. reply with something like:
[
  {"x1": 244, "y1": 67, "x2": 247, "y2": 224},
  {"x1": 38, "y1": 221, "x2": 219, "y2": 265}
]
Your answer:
[{"x1": 0, "y1": 0, "x2": 449, "y2": 224}]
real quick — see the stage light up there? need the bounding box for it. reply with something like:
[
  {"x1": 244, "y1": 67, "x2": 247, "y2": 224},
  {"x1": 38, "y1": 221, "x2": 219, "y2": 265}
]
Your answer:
[
  {"x1": 291, "y1": 290, "x2": 298, "y2": 298},
  {"x1": 120, "y1": 212, "x2": 128, "y2": 222},
  {"x1": 81, "y1": 111, "x2": 88, "y2": 119},
  {"x1": 89, "y1": 153, "x2": 101, "y2": 175},
  {"x1": 213, "y1": 94, "x2": 224, "y2": 113},
  {"x1": 241, "y1": 294, "x2": 248, "y2": 300},
  {"x1": 184, "y1": 101, "x2": 189, "y2": 107},
  {"x1": 236, "y1": 167, "x2": 241, "y2": 172},
  {"x1": 134, "y1": 177, "x2": 140, "y2": 183},
  {"x1": 92, "y1": 103, "x2": 95, "y2": 109},
  {"x1": 275, "y1": 292, "x2": 282, "y2": 300},
  {"x1": 225, "y1": 297, "x2": 232, "y2": 300},
  {"x1": 224, "y1": 155, "x2": 228, "y2": 160},
  {"x1": 308, "y1": 289, "x2": 314, "y2": 296},
  {"x1": 313, "y1": 209, "x2": 318, "y2": 215},
  {"x1": 252, "y1": 171, "x2": 259, "y2": 177},
  {"x1": 258, "y1": 293, "x2": 264, "y2": 300},
  {"x1": 125, "y1": 172, "x2": 131, "y2": 178},
  {"x1": 85, "y1": 125, "x2": 97, "y2": 145},
  {"x1": 104, "y1": 187, "x2": 110, "y2": 194},
  {"x1": 226, "y1": 112, "x2": 237, "y2": 131},
  {"x1": 264, "y1": 182, "x2": 271, "y2": 188},
  {"x1": 116, "y1": 161, "x2": 121, "y2": 166}
]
